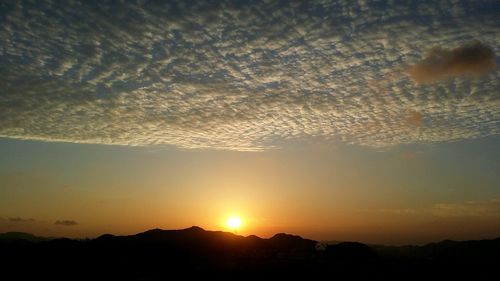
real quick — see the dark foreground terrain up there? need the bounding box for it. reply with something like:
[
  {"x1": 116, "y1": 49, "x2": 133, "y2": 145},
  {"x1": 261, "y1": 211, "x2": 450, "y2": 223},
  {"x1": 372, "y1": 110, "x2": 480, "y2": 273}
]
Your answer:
[{"x1": 1, "y1": 227, "x2": 499, "y2": 280}]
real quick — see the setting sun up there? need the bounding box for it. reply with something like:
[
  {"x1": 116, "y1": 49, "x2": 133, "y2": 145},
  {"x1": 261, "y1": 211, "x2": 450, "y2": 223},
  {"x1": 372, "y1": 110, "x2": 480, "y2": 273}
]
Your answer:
[{"x1": 227, "y1": 216, "x2": 242, "y2": 230}]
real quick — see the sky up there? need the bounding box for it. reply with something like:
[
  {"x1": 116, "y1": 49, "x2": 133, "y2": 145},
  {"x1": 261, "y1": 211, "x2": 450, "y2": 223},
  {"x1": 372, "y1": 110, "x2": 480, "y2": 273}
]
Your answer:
[{"x1": 0, "y1": 0, "x2": 499, "y2": 245}]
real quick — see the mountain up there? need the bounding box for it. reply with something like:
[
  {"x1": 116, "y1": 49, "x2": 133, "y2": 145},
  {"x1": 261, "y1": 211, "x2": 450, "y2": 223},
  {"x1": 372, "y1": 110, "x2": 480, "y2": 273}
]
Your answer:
[
  {"x1": 1, "y1": 227, "x2": 499, "y2": 280},
  {"x1": 0, "y1": 232, "x2": 51, "y2": 243},
  {"x1": 94, "y1": 226, "x2": 316, "y2": 252},
  {"x1": 373, "y1": 237, "x2": 500, "y2": 262},
  {"x1": 92, "y1": 226, "x2": 317, "y2": 262}
]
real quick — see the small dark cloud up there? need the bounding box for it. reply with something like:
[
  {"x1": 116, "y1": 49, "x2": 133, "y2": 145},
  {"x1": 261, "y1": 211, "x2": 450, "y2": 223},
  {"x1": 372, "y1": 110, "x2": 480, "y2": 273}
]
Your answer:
[
  {"x1": 406, "y1": 110, "x2": 423, "y2": 127},
  {"x1": 408, "y1": 40, "x2": 496, "y2": 83},
  {"x1": 54, "y1": 220, "x2": 79, "y2": 226},
  {"x1": 8, "y1": 217, "x2": 35, "y2": 223}
]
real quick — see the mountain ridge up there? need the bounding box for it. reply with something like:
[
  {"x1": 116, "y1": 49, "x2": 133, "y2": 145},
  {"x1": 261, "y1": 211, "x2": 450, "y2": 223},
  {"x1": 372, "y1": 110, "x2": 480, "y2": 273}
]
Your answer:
[{"x1": 1, "y1": 226, "x2": 499, "y2": 280}]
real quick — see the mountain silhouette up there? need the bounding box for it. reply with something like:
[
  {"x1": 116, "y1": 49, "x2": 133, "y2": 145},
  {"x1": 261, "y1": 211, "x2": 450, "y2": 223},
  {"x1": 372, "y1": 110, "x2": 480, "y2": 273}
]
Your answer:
[
  {"x1": 1, "y1": 227, "x2": 499, "y2": 280},
  {"x1": 0, "y1": 231, "x2": 51, "y2": 243},
  {"x1": 325, "y1": 241, "x2": 377, "y2": 262},
  {"x1": 93, "y1": 226, "x2": 316, "y2": 258}
]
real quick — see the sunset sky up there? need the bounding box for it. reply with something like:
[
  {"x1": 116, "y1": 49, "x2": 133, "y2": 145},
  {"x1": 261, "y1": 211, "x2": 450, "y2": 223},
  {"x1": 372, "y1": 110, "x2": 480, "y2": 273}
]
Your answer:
[{"x1": 0, "y1": 0, "x2": 499, "y2": 245}]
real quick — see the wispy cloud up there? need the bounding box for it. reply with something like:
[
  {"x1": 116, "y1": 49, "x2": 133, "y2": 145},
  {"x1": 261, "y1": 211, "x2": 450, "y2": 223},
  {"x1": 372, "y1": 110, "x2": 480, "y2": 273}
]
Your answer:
[
  {"x1": 54, "y1": 220, "x2": 79, "y2": 226},
  {"x1": 0, "y1": 1, "x2": 498, "y2": 150},
  {"x1": 372, "y1": 198, "x2": 500, "y2": 218},
  {"x1": 432, "y1": 199, "x2": 500, "y2": 217},
  {"x1": 8, "y1": 217, "x2": 35, "y2": 223}
]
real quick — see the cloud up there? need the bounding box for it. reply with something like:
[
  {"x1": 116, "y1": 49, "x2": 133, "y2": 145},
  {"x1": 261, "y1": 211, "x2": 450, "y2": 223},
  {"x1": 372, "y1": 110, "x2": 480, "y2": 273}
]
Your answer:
[
  {"x1": 406, "y1": 110, "x2": 423, "y2": 127},
  {"x1": 408, "y1": 41, "x2": 496, "y2": 83},
  {"x1": 376, "y1": 208, "x2": 421, "y2": 215},
  {"x1": 432, "y1": 199, "x2": 500, "y2": 217},
  {"x1": 54, "y1": 220, "x2": 79, "y2": 226},
  {"x1": 371, "y1": 198, "x2": 500, "y2": 218},
  {"x1": 0, "y1": 1, "x2": 499, "y2": 150},
  {"x1": 8, "y1": 217, "x2": 35, "y2": 223},
  {"x1": 399, "y1": 151, "x2": 417, "y2": 160}
]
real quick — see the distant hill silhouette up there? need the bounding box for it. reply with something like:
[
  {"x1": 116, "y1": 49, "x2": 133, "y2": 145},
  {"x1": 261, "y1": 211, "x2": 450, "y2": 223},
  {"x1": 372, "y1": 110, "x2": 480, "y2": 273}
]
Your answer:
[
  {"x1": 325, "y1": 241, "x2": 377, "y2": 262},
  {"x1": 0, "y1": 232, "x2": 51, "y2": 243},
  {"x1": 1, "y1": 227, "x2": 499, "y2": 280}
]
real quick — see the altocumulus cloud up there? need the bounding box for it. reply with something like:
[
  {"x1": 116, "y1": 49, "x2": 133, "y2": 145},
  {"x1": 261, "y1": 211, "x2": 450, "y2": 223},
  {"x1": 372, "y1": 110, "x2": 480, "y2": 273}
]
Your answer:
[{"x1": 0, "y1": 0, "x2": 499, "y2": 150}]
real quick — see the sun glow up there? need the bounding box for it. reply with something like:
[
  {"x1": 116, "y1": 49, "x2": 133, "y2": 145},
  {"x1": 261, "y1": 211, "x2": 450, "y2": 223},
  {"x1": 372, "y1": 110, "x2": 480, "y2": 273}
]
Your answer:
[{"x1": 227, "y1": 216, "x2": 242, "y2": 230}]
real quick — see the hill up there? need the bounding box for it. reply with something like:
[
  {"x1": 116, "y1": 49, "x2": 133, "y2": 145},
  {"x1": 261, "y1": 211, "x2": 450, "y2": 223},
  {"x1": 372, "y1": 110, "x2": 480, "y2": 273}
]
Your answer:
[
  {"x1": 1, "y1": 227, "x2": 499, "y2": 280},
  {"x1": 0, "y1": 232, "x2": 51, "y2": 243}
]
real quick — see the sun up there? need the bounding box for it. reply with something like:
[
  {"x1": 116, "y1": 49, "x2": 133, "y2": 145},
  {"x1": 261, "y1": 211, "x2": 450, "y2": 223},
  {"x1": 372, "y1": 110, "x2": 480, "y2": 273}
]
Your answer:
[{"x1": 227, "y1": 216, "x2": 242, "y2": 230}]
